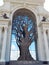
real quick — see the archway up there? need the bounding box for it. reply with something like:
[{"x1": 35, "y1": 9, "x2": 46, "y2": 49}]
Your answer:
[{"x1": 11, "y1": 8, "x2": 38, "y2": 61}]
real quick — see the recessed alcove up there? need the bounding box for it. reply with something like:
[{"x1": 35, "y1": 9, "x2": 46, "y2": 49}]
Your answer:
[{"x1": 10, "y1": 8, "x2": 38, "y2": 61}]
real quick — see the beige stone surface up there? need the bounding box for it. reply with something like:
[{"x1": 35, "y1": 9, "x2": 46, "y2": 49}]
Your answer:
[{"x1": 0, "y1": 0, "x2": 49, "y2": 62}]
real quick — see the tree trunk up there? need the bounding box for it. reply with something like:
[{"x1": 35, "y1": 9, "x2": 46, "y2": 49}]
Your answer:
[{"x1": 18, "y1": 43, "x2": 34, "y2": 61}]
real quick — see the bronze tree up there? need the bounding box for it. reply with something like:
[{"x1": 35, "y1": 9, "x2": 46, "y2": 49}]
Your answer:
[{"x1": 12, "y1": 15, "x2": 37, "y2": 60}]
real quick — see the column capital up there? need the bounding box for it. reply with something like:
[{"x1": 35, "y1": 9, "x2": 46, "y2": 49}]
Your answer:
[
  {"x1": 43, "y1": 29, "x2": 48, "y2": 32},
  {"x1": 2, "y1": 26, "x2": 8, "y2": 30},
  {"x1": 0, "y1": 26, "x2": 8, "y2": 29}
]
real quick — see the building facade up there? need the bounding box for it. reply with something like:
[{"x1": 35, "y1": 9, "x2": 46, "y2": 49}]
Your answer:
[{"x1": 0, "y1": 0, "x2": 49, "y2": 62}]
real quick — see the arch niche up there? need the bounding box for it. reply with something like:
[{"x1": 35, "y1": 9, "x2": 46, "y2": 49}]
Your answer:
[{"x1": 11, "y1": 8, "x2": 38, "y2": 61}]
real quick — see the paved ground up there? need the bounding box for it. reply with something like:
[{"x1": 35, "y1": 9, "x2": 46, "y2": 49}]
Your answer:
[{"x1": 0, "y1": 61, "x2": 49, "y2": 65}]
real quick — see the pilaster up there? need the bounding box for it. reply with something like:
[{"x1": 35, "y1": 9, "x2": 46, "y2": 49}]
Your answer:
[
  {"x1": 1, "y1": 27, "x2": 8, "y2": 61},
  {"x1": 39, "y1": 21, "x2": 49, "y2": 61}
]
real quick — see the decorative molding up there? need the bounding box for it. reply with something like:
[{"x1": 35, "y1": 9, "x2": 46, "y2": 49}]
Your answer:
[{"x1": 0, "y1": 19, "x2": 10, "y2": 28}]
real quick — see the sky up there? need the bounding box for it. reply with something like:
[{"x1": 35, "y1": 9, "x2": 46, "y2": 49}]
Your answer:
[
  {"x1": 44, "y1": 0, "x2": 49, "y2": 12},
  {"x1": 0, "y1": 0, "x2": 49, "y2": 60},
  {"x1": 0, "y1": 0, "x2": 3, "y2": 6}
]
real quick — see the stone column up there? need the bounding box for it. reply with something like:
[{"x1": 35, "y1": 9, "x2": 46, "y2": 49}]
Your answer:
[
  {"x1": 48, "y1": 30, "x2": 49, "y2": 47},
  {"x1": 0, "y1": 27, "x2": 2, "y2": 59},
  {"x1": 1, "y1": 27, "x2": 8, "y2": 61},
  {"x1": 5, "y1": 26, "x2": 11, "y2": 61},
  {"x1": 0, "y1": 27, "x2": 2, "y2": 44},
  {"x1": 43, "y1": 30, "x2": 49, "y2": 61},
  {"x1": 37, "y1": 27, "x2": 45, "y2": 61}
]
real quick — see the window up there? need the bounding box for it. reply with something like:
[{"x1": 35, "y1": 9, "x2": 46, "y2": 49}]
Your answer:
[{"x1": 10, "y1": 9, "x2": 37, "y2": 60}]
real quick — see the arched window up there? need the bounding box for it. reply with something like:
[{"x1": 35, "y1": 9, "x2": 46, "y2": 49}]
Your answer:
[{"x1": 10, "y1": 9, "x2": 37, "y2": 60}]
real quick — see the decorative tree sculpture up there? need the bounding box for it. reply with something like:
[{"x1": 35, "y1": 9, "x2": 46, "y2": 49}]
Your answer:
[{"x1": 12, "y1": 15, "x2": 37, "y2": 60}]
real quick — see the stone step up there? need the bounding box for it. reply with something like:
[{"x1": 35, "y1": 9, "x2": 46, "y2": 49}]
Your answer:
[{"x1": 0, "y1": 61, "x2": 49, "y2": 65}]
